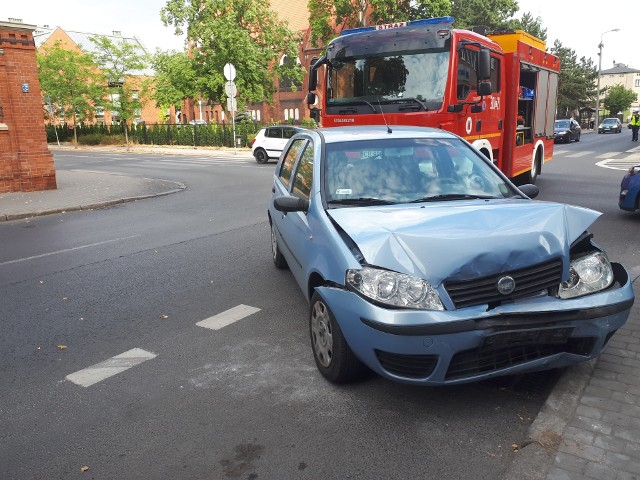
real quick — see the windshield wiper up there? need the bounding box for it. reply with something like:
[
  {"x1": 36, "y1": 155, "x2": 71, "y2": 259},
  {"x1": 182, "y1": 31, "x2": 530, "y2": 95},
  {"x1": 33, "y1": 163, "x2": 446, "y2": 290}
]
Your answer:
[
  {"x1": 388, "y1": 97, "x2": 428, "y2": 111},
  {"x1": 409, "y1": 194, "x2": 497, "y2": 203},
  {"x1": 327, "y1": 197, "x2": 396, "y2": 206},
  {"x1": 334, "y1": 99, "x2": 378, "y2": 113}
]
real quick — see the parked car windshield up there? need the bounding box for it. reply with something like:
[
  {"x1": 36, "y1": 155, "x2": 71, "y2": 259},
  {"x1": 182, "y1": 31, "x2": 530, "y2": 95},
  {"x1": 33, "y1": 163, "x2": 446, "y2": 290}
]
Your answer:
[
  {"x1": 323, "y1": 137, "x2": 516, "y2": 205},
  {"x1": 555, "y1": 120, "x2": 570, "y2": 128}
]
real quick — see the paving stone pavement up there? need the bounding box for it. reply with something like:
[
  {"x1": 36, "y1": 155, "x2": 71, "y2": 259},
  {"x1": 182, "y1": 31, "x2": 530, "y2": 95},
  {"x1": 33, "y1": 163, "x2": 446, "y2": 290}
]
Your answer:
[{"x1": 505, "y1": 274, "x2": 640, "y2": 480}]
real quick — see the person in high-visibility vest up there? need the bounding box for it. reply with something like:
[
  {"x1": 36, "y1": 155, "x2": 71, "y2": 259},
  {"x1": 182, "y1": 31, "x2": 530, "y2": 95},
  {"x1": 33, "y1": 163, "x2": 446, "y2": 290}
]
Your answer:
[{"x1": 631, "y1": 111, "x2": 640, "y2": 141}]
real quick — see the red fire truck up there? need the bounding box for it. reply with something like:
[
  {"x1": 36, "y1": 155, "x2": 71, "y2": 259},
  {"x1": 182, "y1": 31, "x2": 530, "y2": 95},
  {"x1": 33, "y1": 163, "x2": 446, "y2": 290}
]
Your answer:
[{"x1": 306, "y1": 17, "x2": 560, "y2": 184}]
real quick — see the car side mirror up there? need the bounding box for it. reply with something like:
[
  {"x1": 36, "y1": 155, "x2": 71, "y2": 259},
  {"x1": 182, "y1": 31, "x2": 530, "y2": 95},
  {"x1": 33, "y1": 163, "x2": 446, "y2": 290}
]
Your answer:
[
  {"x1": 274, "y1": 195, "x2": 309, "y2": 213},
  {"x1": 518, "y1": 184, "x2": 539, "y2": 199}
]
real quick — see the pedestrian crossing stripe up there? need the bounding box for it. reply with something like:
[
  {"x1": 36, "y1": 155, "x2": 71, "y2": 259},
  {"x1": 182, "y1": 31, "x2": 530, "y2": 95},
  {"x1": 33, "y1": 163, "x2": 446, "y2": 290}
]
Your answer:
[{"x1": 596, "y1": 159, "x2": 639, "y2": 170}]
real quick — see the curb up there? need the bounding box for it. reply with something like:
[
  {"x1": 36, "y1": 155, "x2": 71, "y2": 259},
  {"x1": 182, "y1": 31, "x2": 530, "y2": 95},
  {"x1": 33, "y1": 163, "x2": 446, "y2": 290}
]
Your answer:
[
  {"x1": 503, "y1": 270, "x2": 639, "y2": 480},
  {"x1": 503, "y1": 360, "x2": 595, "y2": 480},
  {"x1": 1, "y1": 182, "x2": 186, "y2": 222}
]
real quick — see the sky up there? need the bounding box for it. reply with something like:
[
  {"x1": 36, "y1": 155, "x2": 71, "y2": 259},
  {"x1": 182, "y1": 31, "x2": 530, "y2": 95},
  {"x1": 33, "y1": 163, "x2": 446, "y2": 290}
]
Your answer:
[{"x1": 4, "y1": 0, "x2": 639, "y2": 71}]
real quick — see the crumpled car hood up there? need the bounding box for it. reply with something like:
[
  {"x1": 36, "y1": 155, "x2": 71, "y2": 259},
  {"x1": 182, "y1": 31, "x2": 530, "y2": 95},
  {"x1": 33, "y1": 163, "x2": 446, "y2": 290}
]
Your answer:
[{"x1": 327, "y1": 200, "x2": 601, "y2": 285}]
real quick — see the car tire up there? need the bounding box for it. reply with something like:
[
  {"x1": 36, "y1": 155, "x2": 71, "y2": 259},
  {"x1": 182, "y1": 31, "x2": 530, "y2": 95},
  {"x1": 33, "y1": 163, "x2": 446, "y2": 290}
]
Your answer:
[
  {"x1": 254, "y1": 148, "x2": 269, "y2": 164},
  {"x1": 310, "y1": 292, "x2": 365, "y2": 384},
  {"x1": 270, "y1": 221, "x2": 288, "y2": 269}
]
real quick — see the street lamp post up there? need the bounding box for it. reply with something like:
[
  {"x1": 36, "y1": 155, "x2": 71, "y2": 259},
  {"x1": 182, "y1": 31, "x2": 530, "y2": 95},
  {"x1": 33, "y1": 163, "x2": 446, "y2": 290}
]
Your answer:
[
  {"x1": 595, "y1": 28, "x2": 620, "y2": 131},
  {"x1": 198, "y1": 99, "x2": 203, "y2": 122}
]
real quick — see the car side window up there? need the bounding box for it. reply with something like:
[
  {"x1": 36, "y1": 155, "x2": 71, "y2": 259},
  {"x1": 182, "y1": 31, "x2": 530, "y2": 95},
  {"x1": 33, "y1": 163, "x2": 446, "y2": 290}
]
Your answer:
[
  {"x1": 278, "y1": 139, "x2": 306, "y2": 188},
  {"x1": 266, "y1": 128, "x2": 282, "y2": 139},
  {"x1": 283, "y1": 128, "x2": 298, "y2": 139},
  {"x1": 292, "y1": 141, "x2": 314, "y2": 200}
]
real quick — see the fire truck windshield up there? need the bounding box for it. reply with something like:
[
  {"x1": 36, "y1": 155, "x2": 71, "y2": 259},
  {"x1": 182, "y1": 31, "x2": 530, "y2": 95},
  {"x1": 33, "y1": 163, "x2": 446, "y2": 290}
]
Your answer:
[{"x1": 327, "y1": 49, "x2": 450, "y2": 113}]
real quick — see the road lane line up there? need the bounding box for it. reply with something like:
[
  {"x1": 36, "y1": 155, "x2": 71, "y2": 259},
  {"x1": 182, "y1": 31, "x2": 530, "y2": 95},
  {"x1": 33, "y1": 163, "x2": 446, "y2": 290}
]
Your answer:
[
  {"x1": 564, "y1": 151, "x2": 592, "y2": 158},
  {"x1": 66, "y1": 348, "x2": 157, "y2": 387},
  {"x1": 596, "y1": 152, "x2": 623, "y2": 159},
  {"x1": 0, "y1": 236, "x2": 141, "y2": 266},
  {"x1": 196, "y1": 304, "x2": 261, "y2": 330}
]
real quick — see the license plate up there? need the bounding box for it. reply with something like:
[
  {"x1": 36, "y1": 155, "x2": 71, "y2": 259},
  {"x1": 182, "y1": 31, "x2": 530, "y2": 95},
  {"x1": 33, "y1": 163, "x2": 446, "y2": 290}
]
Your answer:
[{"x1": 482, "y1": 327, "x2": 574, "y2": 350}]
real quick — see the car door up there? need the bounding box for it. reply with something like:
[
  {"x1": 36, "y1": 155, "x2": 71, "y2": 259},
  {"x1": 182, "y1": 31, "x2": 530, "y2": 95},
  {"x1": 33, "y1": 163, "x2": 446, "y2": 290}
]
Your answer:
[
  {"x1": 271, "y1": 136, "x2": 315, "y2": 286},
  {"x1": 264, "y1": 128, "x2": 284, "y2": 158}
]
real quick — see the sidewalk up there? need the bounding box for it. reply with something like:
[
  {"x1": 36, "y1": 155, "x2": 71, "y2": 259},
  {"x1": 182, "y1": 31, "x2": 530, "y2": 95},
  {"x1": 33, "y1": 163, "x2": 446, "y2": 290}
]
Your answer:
[
  {"x1": 505, "y1": 276, "x2": 640, "y2": 480},
  {"x1": 0, "y1": 144, "x2": 253, "y2": 221},
  {"x1": 1, "y1": 144, "x2": 639, "y2": 480}
]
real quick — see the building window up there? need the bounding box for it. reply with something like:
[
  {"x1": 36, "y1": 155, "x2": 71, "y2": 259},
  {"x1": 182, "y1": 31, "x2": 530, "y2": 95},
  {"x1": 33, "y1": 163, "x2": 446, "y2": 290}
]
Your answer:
[
  {"x1": 635, "y1": 79, "x2": 640, "y2": 87},
  {"x1": 279, "y1": 54, "x2": 302, "y2": 91}
]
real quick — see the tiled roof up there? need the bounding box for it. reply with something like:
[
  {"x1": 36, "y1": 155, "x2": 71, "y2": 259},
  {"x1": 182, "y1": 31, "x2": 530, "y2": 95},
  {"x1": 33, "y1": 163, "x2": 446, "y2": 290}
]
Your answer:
[
  {"x1": 34, "y1": 26, "x2": 153, "y2": 76},
  {"x1": 270, "y1": 0, "x2": 309, "y2": 32},
  {"x1": 601, "y1": 64, "x2": 640, "y2": 74}
]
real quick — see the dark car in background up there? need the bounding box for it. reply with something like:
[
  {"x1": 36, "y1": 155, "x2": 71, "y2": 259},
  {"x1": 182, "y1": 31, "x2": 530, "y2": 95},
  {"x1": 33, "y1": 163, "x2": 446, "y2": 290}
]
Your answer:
[
  {"x1": 619, "y1": 165, "x2": 640, "y2": 211},
  {"x1": 599, "y1": 118, "x2": 622, "y2": 134},
  {"x1": 554, "y1": 119, "x2": 581, "y2": 143}
]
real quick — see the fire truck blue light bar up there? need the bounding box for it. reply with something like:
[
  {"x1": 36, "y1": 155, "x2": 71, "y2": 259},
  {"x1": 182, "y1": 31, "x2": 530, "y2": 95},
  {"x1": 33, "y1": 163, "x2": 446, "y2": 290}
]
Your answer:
[{"x1": 341, "y1": 17, "x2": 454, "y2": 36}]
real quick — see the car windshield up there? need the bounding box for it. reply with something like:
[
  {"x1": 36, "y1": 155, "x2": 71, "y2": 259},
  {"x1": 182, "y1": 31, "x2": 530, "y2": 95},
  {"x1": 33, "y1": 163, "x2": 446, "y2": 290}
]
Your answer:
[
  {"x1": 323, "y1": 137, "x2": 516, "y2": 205},
  {"x1": 602, "y1": 119, "x2": 617, "y2": 125},
  {"x1": 555, "y1": 120, "x2": 570, "y2": 128}
]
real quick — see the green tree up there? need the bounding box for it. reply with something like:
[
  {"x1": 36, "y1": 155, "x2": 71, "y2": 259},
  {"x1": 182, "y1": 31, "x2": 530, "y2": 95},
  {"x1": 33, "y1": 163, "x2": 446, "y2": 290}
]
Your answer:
[
  {"x1": 507, "y1": 12, "x2": 547, "y2": 41},
  {"x1": 151, "y1": 50, "x2": 198, "y2": 122},
  {"x1": 450, "y1": 0, "x2": 519, "y2": 30},
  {"x1": 308, "y1": 0, "x2": 451, "y2": 47},
  {"x1": 551, "y1": 40, "x2": 597, "y2": 118},
  {"x1": 603, "y1": 85, "x2": 637, "y2": 118},
  {"x1": 36, "y1": 41, "x2": 106, "y2": 146},
  {"x1": 161, "y1": 0, "x2": 305, "y2": 114},
  {"x1": 90, "y1": 35, "x2": 151, "y2": 147}
]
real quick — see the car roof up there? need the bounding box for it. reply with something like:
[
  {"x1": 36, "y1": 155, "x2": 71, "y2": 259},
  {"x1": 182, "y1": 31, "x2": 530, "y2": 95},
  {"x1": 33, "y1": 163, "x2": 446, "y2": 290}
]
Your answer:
[
  {"x1": 313, "y1": 125, "x2": 459, "y2": 144},
  {"x1": 602, "y1": 118, "x2": 619, "y2": 121}
]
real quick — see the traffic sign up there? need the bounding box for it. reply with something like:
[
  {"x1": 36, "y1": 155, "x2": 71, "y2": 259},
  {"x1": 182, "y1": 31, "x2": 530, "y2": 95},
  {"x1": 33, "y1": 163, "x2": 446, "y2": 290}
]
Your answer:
[
  {"x1": 227, "y1": 97, "x2": 237, "y2": 112},
  {"x1": 225, "y1": 81, "x2": 237, "y2": 97},
  {"x1": 223, "y1": 63, "x2": 236, "y2": 81}
]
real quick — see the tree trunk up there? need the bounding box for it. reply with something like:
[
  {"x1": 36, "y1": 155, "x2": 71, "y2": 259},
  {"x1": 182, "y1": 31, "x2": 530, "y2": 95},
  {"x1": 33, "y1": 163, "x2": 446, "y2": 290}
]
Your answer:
[{"x1": 73, "y1": 125, "x2": 78, "y2": 148}]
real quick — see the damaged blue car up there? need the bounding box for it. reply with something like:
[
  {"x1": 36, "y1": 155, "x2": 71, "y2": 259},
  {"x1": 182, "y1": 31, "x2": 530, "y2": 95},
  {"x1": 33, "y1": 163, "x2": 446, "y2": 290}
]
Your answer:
[{"x1": 268, "y1": 126, "x2": 634, "y2": 385}]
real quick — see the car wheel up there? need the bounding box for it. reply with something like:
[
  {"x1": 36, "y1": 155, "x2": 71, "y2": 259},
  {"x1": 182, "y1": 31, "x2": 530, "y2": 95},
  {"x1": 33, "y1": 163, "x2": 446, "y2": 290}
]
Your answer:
[
  {"x1": 270, "y1": 221, "x2": 288, "y2": 269},
  {"x1": 254, "y1": 148, "x2": 269, "y2": 164},
  {"x1": 310, "y1": 292, "x2": 364, "y2": 384}
]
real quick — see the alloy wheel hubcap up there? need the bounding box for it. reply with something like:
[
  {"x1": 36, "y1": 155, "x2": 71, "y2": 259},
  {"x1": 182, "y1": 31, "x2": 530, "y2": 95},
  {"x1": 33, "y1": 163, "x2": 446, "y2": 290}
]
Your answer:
[{"x1": 311, "y1": 301, "x2": 333, "y2": 367}]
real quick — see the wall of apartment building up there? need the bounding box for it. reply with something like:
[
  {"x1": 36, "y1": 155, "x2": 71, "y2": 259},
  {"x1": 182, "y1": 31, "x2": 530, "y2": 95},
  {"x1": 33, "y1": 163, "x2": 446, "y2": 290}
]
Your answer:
[
  {"x1": 600, "y1": 68, "x2": 640, "y2": 113},
  {"x1": 0, "y1": 22, "x2": 56, "y2": 193},
  {"x1": 39, "y1": 28, "x2": 162, "y2": 127}
]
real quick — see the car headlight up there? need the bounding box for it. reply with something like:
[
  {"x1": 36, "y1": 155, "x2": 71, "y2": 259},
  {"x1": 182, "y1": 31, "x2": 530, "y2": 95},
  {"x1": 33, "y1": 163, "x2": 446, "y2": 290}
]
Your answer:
[
  {"x1": 558, "y1": 252, "x2": 614, "y2": 299},
  {"x1": 346, "y1": 267, "x2": 444, "y2": 310}
]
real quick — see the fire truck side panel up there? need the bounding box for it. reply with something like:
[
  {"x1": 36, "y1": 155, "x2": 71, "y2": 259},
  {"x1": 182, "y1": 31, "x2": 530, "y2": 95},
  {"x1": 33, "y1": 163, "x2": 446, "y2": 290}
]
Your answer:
[{"x1": 489, "y1": 34, "x2": 560, "y2": 181}]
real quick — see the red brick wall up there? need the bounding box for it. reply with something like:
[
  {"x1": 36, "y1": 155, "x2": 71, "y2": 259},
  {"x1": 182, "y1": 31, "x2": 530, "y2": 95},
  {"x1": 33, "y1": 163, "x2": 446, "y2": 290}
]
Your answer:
[{"x1": 0, "y1": 23, "x2": 56, "y2": 193}]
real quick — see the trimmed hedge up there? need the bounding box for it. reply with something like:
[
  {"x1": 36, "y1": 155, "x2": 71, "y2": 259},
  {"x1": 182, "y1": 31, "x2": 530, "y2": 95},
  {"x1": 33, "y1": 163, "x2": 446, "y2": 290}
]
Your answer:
[{"x1": 45, "y1": 121, "x2": 273, "y2": 148}]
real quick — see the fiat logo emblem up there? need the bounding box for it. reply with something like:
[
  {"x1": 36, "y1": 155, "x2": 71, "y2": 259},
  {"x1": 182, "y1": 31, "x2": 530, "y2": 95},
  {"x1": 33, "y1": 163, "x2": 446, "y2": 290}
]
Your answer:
[{"x1": 497, "y1": 276, "x2": 516, "y2": 295}]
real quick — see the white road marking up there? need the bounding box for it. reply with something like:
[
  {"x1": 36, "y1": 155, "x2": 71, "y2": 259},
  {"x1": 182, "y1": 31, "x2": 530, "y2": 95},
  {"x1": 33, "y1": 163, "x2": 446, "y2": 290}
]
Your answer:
[
  {"x1": 196, "y1": 304, "x2": 261, "y2": 330},
  {"x1": 66, "y1": 348, "x2": 157, "y2": 387},
  {"x1": 596, "y1": 158, "x2": 639, "y2": 170},
  {"x1": 0, "y1": 236, "x2": 140, "y2": 266},
  {"x1": 564, "y1": 151, "x2": 592, "y2": 158},
  {"x1": 596, "y1": 152, "x2": 624, "y2": 159}
]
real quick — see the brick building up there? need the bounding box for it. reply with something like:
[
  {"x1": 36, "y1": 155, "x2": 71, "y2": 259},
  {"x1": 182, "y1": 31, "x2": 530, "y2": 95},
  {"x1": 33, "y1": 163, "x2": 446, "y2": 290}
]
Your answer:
[
  {"x1": 181, "y1": 0, "x2": 320, "y2": 127},
  {"x1": 34, "y1": 25, "x2": 162, "y2": 126},
  {"x1": 0, "y1": 21, "x2": 56, "y2": 193}
]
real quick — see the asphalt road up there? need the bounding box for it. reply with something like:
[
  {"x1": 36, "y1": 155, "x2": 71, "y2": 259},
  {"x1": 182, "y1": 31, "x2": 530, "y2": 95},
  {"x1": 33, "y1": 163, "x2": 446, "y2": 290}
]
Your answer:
[{"x1": 0, "y1": 135, "x2": 637, "y2": 480}]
